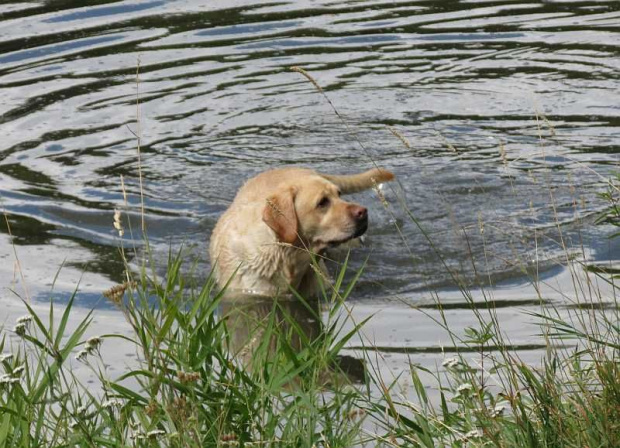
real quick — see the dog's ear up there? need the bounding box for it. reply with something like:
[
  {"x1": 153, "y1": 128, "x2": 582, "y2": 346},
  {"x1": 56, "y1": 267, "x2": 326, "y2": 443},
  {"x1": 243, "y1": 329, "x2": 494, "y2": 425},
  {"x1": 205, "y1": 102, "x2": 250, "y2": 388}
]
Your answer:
[{"x1": 262, "y1": 188, "x2": 298, "y2": 244}]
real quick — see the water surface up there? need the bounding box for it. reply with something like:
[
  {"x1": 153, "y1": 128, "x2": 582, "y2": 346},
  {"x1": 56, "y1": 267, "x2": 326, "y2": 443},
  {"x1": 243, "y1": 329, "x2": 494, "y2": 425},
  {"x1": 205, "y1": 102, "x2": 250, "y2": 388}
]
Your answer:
[{"x1": 0, "y1": 1, "x2": 618, "y2": 356}]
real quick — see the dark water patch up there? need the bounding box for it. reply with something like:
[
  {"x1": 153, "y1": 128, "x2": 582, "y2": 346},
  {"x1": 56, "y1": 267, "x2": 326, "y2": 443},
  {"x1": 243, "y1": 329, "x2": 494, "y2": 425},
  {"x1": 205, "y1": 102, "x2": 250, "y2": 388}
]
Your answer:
[
  {"x1": 585, "y1": 265, "x2": 620, "y2": 276},
  {"x1": 44, "y1": 1, "x2": 167, "y2": 24},
  {"x1": 415, "y1": 298, "x2": 551, "y2": 310},
  {"x1": 564, "y1": 301, "x2": 619, "y2": 311},
  {"x1": 347, "y1": 343, "x2": 574, "y2": 355}
]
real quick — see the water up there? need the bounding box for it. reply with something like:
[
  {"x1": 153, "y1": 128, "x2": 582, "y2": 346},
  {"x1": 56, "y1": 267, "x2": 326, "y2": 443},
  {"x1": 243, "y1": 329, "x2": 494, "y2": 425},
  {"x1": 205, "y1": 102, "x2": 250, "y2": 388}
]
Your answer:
[{"x1": 0, "y1": 1, "x2": 618, "y2": 308}]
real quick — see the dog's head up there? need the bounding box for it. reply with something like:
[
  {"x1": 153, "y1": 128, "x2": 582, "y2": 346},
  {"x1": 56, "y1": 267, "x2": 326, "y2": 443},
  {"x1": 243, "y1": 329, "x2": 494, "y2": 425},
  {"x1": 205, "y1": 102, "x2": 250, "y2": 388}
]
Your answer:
[{"x1": 262, "y1": 175, "x2": 368, "y2": 252}]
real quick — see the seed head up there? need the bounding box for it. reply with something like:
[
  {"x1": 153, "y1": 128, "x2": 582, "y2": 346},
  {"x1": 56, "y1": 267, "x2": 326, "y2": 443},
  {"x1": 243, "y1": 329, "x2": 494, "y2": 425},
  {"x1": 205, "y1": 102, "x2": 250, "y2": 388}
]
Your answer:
[
  {"x1": 16, "y1": 315, "x2": 32, "y2": 325},
  {"x1": 103, "y1": 282, "x2": 132, "y2": 305},
  {"x1": 113, "y1": 209, "x2": 124, "y2": 237},
  {"x1": 177, "y1": 370, "x2": 200, "y2": 384},
  {"x1": 290, "y1": 66, "x2": 323, "y2": 93},
  {"x1": 372, "y1": 178, "x2": 388, "y2": 208},
  {"x1": 13, "y1": 323, "x2": 27, "y2": 337},
  {"x1": 75, "y1": 350, "x2": 89, "y2": 362},
  {"x1": 85, "y1": 336, "x2": 103, "y2": 351},
  {"x1": 388, "y1": 126, "x2": 411, "y2": 149},
  {"x1": 457, "y1": 383, "x2": 473, "y2": 394}
]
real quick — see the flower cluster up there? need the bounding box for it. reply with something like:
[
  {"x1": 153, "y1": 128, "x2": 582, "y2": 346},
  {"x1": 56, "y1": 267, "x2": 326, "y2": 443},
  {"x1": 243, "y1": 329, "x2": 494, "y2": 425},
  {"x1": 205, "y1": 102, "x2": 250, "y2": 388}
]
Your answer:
[
  {"x1": 457, "y1": 383, "x2": 473, "y2": 394},
  {"x1": 442, "y1": 357, "x2": 460, "y2": 369},
  {"x1": 103, "y1": 282, "x2": 134, "y2": 305},
  {"x1": 458, "y1": 427, "x2": 483, "y2": 443},
  {"x1": 75, "y1": 336, "x2": 103, "y2": 362},
  {"x1": 177, "y1": 370, "x2": 200, "y2": 384},
  {"x1": 130, "y1": 429, "x2": 166, "y2": 441},
  {"x1": 13, "y1": 315, "x2": 32, "y2": 337},
  {"x1": 491, "y1": 403, "x2": 507, "y2": 418},
  {"x1": 0, "y1": 363, "x2": 24, "y2": 387},
  {"x1": 101, "y1": 399, "x2": 123, "y2": 410},
  {"x1": 0, "y1": 374, "x2": 20, "y2": 386}
]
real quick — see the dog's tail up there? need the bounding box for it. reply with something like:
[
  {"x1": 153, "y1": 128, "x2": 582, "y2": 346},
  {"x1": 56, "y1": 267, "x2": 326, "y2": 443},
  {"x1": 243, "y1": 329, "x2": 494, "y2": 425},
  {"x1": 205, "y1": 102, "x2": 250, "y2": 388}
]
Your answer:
[{"x1": 321, "y1": 168, "x2": 395, "y2": 194}]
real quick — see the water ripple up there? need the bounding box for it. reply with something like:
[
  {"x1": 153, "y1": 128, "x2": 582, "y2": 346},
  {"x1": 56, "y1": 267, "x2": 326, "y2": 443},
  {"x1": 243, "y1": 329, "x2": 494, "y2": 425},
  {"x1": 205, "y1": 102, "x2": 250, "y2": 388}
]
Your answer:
[{"x1": 0, "y1": 0, "x2": 617, "y2": 302}]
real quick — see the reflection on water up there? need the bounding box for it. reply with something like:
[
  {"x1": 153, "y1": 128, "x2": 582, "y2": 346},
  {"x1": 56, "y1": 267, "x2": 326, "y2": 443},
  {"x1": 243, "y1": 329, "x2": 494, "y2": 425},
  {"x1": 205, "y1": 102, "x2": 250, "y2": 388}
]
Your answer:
[
  {"x1": 221, "y1": 294, "x2": 365, "y2": 384},
  {"x1": 0, "y1": 0, "x2": 617, "y2": 304}
]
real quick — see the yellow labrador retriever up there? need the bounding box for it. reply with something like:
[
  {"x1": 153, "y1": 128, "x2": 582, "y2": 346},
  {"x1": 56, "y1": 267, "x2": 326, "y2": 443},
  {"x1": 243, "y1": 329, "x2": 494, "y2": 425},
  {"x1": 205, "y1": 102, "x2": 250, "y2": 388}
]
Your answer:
[{"x1": 209, "y1": 167, "x2": 394, "y2": 296}]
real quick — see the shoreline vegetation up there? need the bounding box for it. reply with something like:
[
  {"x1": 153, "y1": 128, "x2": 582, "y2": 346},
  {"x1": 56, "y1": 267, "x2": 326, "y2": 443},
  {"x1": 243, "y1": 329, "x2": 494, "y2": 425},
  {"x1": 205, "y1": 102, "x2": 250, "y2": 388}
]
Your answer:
[{"x1": 0, "y1": 68, "x2": 619, "y2": 447}]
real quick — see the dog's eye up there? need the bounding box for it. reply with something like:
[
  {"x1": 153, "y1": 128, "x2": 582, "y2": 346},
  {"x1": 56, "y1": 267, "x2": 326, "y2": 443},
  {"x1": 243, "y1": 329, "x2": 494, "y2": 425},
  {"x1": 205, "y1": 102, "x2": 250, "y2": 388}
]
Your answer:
[
  {"x1": 317, "y1": 196, "x2": 330, "y2": 208},
  {"x1": 337, "y1": 190, "x2": 342, "y2": 197}
]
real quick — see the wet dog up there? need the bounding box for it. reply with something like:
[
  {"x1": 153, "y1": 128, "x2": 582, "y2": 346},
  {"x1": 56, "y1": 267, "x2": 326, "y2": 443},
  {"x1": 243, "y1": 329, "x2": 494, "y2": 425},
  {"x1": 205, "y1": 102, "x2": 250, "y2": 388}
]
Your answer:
[{"x1": 209, "y1": 167, "x2": 394, "y2": 296}]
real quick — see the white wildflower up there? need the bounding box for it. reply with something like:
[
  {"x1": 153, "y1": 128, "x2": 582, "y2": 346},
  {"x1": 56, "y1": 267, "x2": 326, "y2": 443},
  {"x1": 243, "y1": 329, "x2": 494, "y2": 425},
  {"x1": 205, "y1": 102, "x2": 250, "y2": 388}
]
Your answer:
[
  {"x1": 101, "y1": 399, "x2": 123, "y2": 410},
  {"x1": 75, "y1": 350, "x2": 89, "y2": 362},
  {"x1": 442, "y1": 357, "x2": 459, "y2": 369},
  {"x1": 147, "y1": 429, "x2": 166, "y2": 438},
  {"x1": 0, "y1": 353, "x2": 13, "y2": 363},
  {"x1": 11, "y1": 365, "x2": 25, "y2": 377},
  {"x1": 76, "y1": 336, "x2": 103, "y2": 362},
  {"x1": 16, "y1": 315, "x2": 32, "y2": 325},
  {"x1": 77, "y1": 404, "x2": 89, "y2": 415},
  {"x1": 492, "y1": 403, "x2": 507, "y2": 417},
  {"x1": 457, "y1": 383, "x2": 473, "y2": 393},
  {"x1": 0, "y1": 374, "x2": 20, "y2": 385},
  {"x1": 461, "y1": 428, "x2": 483, "y2": 440}
]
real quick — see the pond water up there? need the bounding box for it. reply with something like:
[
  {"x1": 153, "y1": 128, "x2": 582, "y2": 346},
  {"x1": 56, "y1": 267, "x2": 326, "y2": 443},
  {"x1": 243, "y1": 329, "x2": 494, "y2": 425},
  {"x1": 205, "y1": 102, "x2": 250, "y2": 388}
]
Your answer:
[{"x1": 0, "y1": 0, "x2": 618, "y2": 383}]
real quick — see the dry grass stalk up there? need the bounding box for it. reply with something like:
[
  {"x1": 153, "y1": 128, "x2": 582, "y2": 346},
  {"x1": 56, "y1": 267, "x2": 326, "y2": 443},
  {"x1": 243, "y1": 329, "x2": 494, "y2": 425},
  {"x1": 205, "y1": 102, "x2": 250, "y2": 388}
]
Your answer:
[
  {"x1": 498, "y1": 141, "x2": 507, "y2": 165},
  {"x1": 435, "y1": 131, "x2": 457, "y2": 153},
  {"x1": 135, "y1": 56, "x2": 146, "y2": 233},
  {"x1": 120, "y1": 174, "x2": 128, "y2": 206},
  {"x1": 290, "y1": 66, "x2": 323, "y2": 93},
  {"x1": 113, "y1": 209, "x2": 124, "y2": 237},
  {"x1": 2, "y1": 211, "x2": 30, "y2": 302},
  {"x1": 177, "y1": 370, "x2": 201, "y2": 384},
  {"x1": 371, "y1": 178, "x2": 388, "y2": 209},
  {"x1": 103, "y1": 281, "x2": 134, "y2": 305},
  {"x1": 387, "y1": 126, "x2": 411, "y2": 149}
]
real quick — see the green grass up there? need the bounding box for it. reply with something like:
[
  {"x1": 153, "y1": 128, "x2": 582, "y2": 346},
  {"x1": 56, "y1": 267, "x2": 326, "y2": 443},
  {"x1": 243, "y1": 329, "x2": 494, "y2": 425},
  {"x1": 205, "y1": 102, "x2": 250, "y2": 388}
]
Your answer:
[
  {"x1": 1, "y1": 232, "x2": 618, "y2": 447},
  {"x1": 0, "y1": 251, "x2": 372, "y2": 447}
]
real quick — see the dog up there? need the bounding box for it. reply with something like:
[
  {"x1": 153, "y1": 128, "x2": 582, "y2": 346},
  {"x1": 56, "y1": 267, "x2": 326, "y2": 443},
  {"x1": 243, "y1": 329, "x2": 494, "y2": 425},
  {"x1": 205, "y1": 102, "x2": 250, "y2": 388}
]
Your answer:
[
  {"x1": 209, "y1": 167, "x2": 394, "y2": 297},
  {"x1": 221, "y1": 293, "x2": 366, "y2": 383}
]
